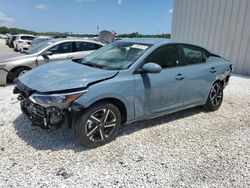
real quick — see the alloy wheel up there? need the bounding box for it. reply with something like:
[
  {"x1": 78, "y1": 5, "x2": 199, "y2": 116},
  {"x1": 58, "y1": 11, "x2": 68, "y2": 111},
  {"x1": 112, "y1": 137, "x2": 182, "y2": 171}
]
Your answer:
[
  {"x1": 210, "y1": 83, "x2": 222, "y2": 106},
  {"x1": 85, "y1": 109, "x2": 117, "y2": 142}
]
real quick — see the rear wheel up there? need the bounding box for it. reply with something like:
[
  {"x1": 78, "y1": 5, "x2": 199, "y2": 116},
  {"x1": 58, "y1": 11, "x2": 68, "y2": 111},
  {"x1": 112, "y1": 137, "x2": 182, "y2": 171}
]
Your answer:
[
  {"x1": 74, "y1": 102, "x2": 121, "y2": 147},
  {"x1": 205, "y1": 82, "x2": 223, "y2": 111}
]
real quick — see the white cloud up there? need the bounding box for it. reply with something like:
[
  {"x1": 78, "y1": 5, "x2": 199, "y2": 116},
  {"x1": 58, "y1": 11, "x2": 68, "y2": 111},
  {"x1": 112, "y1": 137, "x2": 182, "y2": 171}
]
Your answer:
[
  {"x1": 34, "y1": 4, "x2": 48, "y2": 10},
  {"x1": 168, "y1": 8, "x2": 173, "y2": 14},
  {"x1": 0, "y1": 12, "x2": 14, "y2": 24},
  {"x1": 76, "y1": 0, "x2": 96, "y2": 2},
  {"x1": 117, "y1": 0, "x2": 122, "y2": 5}
]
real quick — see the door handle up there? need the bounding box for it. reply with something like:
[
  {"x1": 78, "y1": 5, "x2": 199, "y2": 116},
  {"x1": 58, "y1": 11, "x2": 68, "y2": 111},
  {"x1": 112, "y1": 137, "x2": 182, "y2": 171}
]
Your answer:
[
  {"x1": 66, "y1": 56, "x2": 73, "y2": 59},
  {"x1": 210, "y1": 67, "x2": 217, "y2": 73},
  {"x1": 176, "y1": 73, "x2": 184, "y2": 80}
]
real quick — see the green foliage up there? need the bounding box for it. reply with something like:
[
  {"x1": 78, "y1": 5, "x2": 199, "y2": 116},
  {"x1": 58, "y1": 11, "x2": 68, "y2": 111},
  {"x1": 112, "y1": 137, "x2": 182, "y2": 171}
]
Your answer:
[
  {"x1": 0, "y1": 27, "x2": 171, "y2": 38},
  {"x1": 117, "y1": 32, "x2": 171, "y2": 38},
  {"x1": 0, "y1": 27, "x2": 36, "y2": 35}
]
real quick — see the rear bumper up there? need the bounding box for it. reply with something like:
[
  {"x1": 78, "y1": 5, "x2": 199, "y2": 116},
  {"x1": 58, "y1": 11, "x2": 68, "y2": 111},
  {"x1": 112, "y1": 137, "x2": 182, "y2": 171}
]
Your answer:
[
  {"x1": 20, "y1": 44, "x2": 31, "y2": 51},
  {"x1": 223, "y1": 68, "x2": 232, "y2": 88},
  {"x1": 0, "y1": 68, "x2": 8, "y2": 86}
]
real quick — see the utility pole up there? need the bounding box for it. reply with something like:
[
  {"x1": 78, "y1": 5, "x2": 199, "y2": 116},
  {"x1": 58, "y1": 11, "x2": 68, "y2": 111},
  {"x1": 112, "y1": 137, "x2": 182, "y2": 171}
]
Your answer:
[{"x1": 97, "y1": 26, "x2": 99, "y2": 35}]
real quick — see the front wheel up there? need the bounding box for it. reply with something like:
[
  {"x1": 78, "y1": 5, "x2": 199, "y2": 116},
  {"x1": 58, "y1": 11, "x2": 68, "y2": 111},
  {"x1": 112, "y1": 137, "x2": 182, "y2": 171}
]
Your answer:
[
  {"x1": 205, "y1": 82, "x2": 223, "y2": 111},
  {"x1": 74, "y1": 102, "x2": 121, "y2": 147}
]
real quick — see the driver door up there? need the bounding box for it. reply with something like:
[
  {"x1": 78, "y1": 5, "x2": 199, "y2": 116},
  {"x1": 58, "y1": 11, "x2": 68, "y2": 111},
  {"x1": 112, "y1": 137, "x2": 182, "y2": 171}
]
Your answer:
[
  {"x1": 36, "y1": 42, "x2": 73, "y2": 66},
  {"x1": 134, "y1": 44, "x2": 185, "y2": 117}
]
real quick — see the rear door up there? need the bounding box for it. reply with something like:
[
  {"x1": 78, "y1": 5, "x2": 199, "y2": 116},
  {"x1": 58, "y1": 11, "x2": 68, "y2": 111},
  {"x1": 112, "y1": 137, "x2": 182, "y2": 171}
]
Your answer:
[{"x1": 179, "y1": 44, "x2": 213, "y2": 106}]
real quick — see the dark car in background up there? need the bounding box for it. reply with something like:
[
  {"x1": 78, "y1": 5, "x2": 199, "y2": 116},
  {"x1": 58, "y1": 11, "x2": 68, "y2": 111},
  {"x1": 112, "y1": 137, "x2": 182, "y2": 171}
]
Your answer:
[{"x1": 8, "y1": 35, "x2": 17, "y2": 48}]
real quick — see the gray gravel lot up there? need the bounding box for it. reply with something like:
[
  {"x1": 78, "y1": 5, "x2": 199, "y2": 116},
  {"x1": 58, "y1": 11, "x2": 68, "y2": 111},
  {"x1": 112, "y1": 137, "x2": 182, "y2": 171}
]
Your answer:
[{"x1": 0, "y1": 41, "x2": 250, "y2": 187}]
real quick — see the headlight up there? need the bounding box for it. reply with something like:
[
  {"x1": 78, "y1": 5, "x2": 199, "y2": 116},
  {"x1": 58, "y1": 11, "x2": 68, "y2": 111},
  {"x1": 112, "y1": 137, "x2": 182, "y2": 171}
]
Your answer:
[
  {"x1": 29, "y1": 90, "x2": 87, "y2": 108},
  {"x1": 0, "y1": 64, "x2": 6, "y2": 69}
]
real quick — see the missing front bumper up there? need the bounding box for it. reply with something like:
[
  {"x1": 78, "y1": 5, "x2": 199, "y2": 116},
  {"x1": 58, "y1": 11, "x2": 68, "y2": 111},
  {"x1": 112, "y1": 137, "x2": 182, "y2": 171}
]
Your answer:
[{"x1": 20, "y1": 100, "x2": 66, "y2": 129}]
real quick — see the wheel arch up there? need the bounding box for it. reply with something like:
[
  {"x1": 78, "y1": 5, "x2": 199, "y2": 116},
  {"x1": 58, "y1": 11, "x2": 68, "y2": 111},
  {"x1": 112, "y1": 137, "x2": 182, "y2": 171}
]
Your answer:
[
  {"x1": 88, "y1": 97, "x2": 127, "y2": 124},
  {"x1": 213, "y1": 77, "x2": 225, "y2": 88},
  {"x1": 7, "y1": 66, "x2": 32, "y2": 83}
]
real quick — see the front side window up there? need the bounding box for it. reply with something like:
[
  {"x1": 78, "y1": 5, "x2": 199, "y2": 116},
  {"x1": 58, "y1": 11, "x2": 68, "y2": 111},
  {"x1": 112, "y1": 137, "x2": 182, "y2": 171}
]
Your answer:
[
  {"x1": 48, "y1": 42, "x2": 72, "y2": 54},
  {"x1": 80, "y1": 42, "x2": 151, "y2": 70},
  {"x1": 182, "y1": 45, "x2": 208, "y2": 65},
  {"x1": 146, "y1": 45, "x2": 179, "y2": 68}
]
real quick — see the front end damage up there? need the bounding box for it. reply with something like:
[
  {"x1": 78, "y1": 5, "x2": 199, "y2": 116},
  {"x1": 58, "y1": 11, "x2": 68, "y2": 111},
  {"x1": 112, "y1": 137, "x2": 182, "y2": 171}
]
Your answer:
[{"x1": 13, "y1": 81, "x2": 84, "y2": 129}]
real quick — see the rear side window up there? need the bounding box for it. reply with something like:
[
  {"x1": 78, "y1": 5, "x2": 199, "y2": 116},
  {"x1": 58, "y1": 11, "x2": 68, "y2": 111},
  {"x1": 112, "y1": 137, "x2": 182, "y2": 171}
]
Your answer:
[
  {"x1": 73, "y1": 42, "x2": 102, "y2": 52},
  {"x1": 146, "y1": 45, "x2": 179, "y2": 68},
  {"x1": 48, "y1": 42, "x2": 73, "y2": 54},
  {"x1": 182, "y1": 44, "x2": 209, "y2": 65}
]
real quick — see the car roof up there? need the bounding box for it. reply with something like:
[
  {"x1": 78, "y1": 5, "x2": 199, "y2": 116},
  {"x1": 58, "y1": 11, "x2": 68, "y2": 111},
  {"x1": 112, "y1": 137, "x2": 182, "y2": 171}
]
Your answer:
[
  {"x1": 119, "y1": 38, "x2": 171, "y2": 45},
  {"x1": 119, "y1": 38, "x2": 211, "y2": 52},
  {"x1": 49, "y1": 38, "x2": 104, "y2": 45},
  {"x1": 17, "y1": 34, "x2": 35, "y2": 37}
]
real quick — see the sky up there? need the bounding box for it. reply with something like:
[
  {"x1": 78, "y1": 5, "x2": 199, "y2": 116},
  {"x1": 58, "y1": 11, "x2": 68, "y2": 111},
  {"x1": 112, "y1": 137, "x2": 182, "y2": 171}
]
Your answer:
[{"x1": 0, "y1": 0, "x2": 173, "y2": 35}]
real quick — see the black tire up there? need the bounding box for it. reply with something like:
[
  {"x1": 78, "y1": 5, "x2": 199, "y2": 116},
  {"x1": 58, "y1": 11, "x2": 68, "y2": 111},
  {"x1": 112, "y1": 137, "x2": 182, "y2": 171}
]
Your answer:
[
  {"x1": 13, "y1": 67, "x2": 30, "y2": 81},
  {"x1": 205, "y1": 82, "x2": 223, "y2": 111},
  {"x1": 74, "y1": 102, "x2": 121, "y2": 148}
]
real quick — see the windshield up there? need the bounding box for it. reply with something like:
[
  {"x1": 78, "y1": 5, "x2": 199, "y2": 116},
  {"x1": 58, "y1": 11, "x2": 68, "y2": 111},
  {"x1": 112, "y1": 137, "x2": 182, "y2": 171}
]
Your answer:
[
  {"x1": 81, "y1": 41, "x2": 151, "y2": 70},
  {"x1": 26, "y1": 40, "x2": 55, "y2": 54}
]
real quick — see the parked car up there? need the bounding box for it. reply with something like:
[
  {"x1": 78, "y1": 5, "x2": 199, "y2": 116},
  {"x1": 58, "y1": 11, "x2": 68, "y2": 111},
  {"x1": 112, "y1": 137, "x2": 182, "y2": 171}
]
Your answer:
[
  {"x1": 0, "y1": 39, "x2": 103, "y2": 85},
  {"x1": 0, "y1": 34, "x2": 7, "y2": 39},
  {"x1": 5, "y1": 34, "x2": 12, "y2": 45},
  {"x1": 13, "y1": 34, "x2": 35, "y2": 52},
  {"x1": 13, "y1": 38, "x2": 232, "y2": 147},
  {"x1": 8, "y1": 35, "x2": 17, "y2": 48}
]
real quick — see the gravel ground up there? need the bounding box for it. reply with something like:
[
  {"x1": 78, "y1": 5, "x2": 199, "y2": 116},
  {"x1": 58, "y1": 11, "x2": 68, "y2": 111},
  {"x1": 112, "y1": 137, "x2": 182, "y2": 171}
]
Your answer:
[
  {"x1": 0, "y1": 41, "x2": 250, "y2": 187},
  {"x1": 0, "y1": 76, "x2": 249, "y2": 187}
]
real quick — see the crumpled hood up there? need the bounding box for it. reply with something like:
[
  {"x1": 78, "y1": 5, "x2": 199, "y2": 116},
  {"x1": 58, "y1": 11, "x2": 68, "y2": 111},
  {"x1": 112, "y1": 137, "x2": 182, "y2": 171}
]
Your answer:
[
  {"x1": 0, "y1": 53, "x2": 35, "y2": 62},
  {"x1": 18, "y1": 60, "x2": 118, "y2": 92}
]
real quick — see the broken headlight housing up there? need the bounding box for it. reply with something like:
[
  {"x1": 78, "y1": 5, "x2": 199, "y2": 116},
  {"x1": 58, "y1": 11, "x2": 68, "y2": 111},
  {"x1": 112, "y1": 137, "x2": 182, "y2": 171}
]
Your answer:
[{"x1": 29, "y1": 90, "x2": 87, "y2": 108}]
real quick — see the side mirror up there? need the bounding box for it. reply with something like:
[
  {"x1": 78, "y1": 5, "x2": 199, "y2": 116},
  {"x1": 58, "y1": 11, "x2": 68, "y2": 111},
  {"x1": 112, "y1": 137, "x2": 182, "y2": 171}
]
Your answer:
[
  {"x1": 139, "y1": 62, "x2": 162, "y2": 74},
  {"x1": 42, "y1": 51, "x2": 53, "y2": 57}
]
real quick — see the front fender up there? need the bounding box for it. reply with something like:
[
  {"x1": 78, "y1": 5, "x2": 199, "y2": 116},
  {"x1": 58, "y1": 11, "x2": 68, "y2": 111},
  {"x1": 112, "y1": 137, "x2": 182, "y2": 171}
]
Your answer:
[{"x1": 74, "y1": 70, "x2": 135, "y2": 122}]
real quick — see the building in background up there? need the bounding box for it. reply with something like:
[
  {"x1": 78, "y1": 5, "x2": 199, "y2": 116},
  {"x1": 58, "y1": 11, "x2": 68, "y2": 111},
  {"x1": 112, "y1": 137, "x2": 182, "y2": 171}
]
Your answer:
[{"x1": 171, "y1": 0, "x2": 250, "y2": 75}]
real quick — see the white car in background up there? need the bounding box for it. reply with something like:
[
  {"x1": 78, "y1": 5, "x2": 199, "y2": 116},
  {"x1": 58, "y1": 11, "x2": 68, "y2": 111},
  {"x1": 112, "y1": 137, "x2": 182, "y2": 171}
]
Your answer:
[
  {"x1": 13, "y1": 34, "x2": 35, "y2": 52},
  {"x1": 0, "y1": 38, "x2": 104, "y2": 85},
  {"x1": 0, "y1": 34, "x2": 7, "y2": 39}
]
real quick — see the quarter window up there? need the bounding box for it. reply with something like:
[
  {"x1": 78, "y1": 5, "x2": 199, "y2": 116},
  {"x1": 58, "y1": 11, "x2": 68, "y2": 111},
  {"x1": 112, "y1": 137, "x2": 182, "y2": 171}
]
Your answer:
[
  {"x1": 146, "y1": 45, "x2": 179, "y2": 68},
  {"x1": 182, "y1": 45, "x2": 209, "y2": 65},
  {"x1": 48, "y1": 42, "x2": 72, "y2": 54}
]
